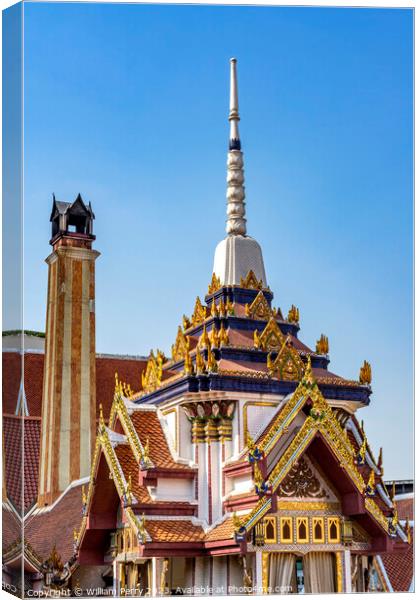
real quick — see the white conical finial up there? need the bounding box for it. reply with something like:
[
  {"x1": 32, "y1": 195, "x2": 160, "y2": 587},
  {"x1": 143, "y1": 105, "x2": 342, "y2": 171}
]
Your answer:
[{"x1": 226, "y1": 58, "x2": 246, "y2": 236}]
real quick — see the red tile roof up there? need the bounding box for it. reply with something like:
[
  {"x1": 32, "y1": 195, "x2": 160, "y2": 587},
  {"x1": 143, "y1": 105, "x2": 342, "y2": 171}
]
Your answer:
[
  {"x1": 3, "y1": 416, "x2": 41, "y2": 513},
  {"x1": 96, "y1": 356, "x2": 148, "y2": 418},
  {"x1": 24, "y1": 483, "x2": 84, "y2": 564},
  {"x1": 145, "y1": 520, "x2": 204, "y2": 543},
  {"x1": 381, "y1": 530, "x2": 414, "y2": 591}
]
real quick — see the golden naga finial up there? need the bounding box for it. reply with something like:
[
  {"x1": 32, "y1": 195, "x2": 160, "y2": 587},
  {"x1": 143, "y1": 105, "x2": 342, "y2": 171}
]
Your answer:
[
  {"x1": 207, "y1": 350, "x2": 218, "y2": 373},
  {"x1": 219, "y1": 298, "x2": 226, "y2": 317},
  {"x1": 210, "y1": 323, "x2": 220, "y2": 349},
  {"x1": 210, "y1": 298, "x2": 218, "y2": 318},
  {"x1": 219, "y1": 323, "x2": 229, "y2": 347},
  {"x1": 316, "y1": 334, "x2": 329, "y2": 355},
  {"x1": 208, "y1": 272, "x2": 222, "y2": 295},
  {"x1": 184, "y1": 348, "x2": 194, "y2": 376},
  {"x1": 226, "y1": 299, "x2": 235, "y2": 315},
  {"x1": 182, "y1": 314, "x2": 191, "y2": 331},
  {"x1": 287, "y1": 305, "x2": 300, "y2": 324},
  {"x1": 359, "y1": 360, "x2": 372, "y2": 385},
  {"x1": 253, "y1": 329, "x2": 261, "y2": 350},
  {"x1": 195, "y1": 350, "x2": 206, "y2": 375},
  {"x1": 405, "y1": 517, "x2": 411, "y2": 543},
  {"x1": 302, "y1": 356, "x2": 315, "y2": 385},
  {"x1": 367, "y1": 469, "x2": 376, "y2": 491},
  {"x1": 200, "y1": 325, "x2": 210, "y2": 351},
  {"x1": 232, "y1": 512, "x2": 243, "y2": 531},
  {"x1": 82, "y1": 485, "x2": 87, "y2": 506},
  {"x1": 357, "y1": 432, "x2": 367, "y2": 464},
  {"x1": 377, "y1": 447, "x2": 383, "y2": 475}
]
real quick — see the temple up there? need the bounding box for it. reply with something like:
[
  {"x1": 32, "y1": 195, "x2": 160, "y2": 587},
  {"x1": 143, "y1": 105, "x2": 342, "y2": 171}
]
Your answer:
[{"x1": 2, "y1": 59, "x2": 413, "y2": 595}]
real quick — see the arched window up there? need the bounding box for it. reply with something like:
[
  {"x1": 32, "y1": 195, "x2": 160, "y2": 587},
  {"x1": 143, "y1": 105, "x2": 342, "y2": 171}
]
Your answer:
[
  {"x1": 297, "y1": 517, "x2": 309, "y2": 543},
  {"x1": 280, "y1": 517, "x2": 293, "y2": 543},
  {"x1": 312, "y1": 517, "x2": 324, "y2": 543},
  {"x1": 264, "y1": 517, "x2": 277, "y2": 543},
  {"x1": 328, "y1": 517, "x2": 341, "y2": 543}
]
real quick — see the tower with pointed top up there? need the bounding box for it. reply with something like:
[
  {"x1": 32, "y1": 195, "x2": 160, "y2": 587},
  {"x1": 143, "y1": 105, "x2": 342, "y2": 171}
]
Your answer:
[
  {"x1": 38, "y1": 194, "x2": 100, "y2": 506},
  {"x1": 213, "y1": 58, "x2": 267, "y2": 286}
]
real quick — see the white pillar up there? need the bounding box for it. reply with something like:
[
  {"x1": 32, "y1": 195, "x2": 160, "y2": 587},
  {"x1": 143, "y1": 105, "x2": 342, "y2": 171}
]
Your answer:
[
  {"x1": 112, "y1": 560, "x2": 117, "y2": 597},
  {"x1": 255, "y1": 551, "x2": 263, "y2": 595},
  {"x1": 195, "y1": 557, "x2": 210, "y2": 596},
  {"x1": 344, "y1": 550, "x2": 352, "y2": 593},
  {"x1": 151, "y1": 558, "x2": 158, "y2": 597},
  {"x1": 197, "y1": 443, "x2": 209, "y2": 522},
  {"x1": 232, "y1": 410, "x2": 240, "y2": 456},
  {"x1": 210, "y1": 441, "x2": 223, "y2": 523}
]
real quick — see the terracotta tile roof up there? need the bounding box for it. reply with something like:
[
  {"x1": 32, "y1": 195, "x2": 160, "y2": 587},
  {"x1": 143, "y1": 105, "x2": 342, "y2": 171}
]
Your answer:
[
  {"x1": 219, "y1": 358, "x2": 267, "y2": 374},
  {"x1": 145, "y1": 520, "x2": 204, "y2": 543},
  {"x1": 96, "y1": 356, "x2": 148, "y2": 418},
  {"x1": 381, "y1": 530, "x2": 414, "y2": 591},
  {"x1": 3, "y1": 416, "x2": 41, "y2": 512},
  {"x1": 395, "y1": 496, "x2": 413, "y2": 521},
  {"x1": 205, "y1": 517, "x2": 234, "y2": 542},
  {"x1": 24, "y1": 483, "x2": 84, "y2": 564},
  {"x1": 130, "y1": 411, "x2": 192, "y2": 471},
  {"x1": 2, "y1": 506, "x2": 22, "y2": 553},
  {"x1": 24, "y1": 353, "x2": 45, "y2": 416}
]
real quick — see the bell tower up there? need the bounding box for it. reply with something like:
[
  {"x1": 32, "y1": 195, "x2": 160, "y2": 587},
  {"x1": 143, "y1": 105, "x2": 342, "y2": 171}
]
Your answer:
[{"x1": 38, "y1": 194, "x2": 99, "y2": 506}]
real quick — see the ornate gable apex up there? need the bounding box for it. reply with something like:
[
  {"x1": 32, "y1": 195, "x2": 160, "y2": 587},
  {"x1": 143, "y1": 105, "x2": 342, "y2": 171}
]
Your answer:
[
  {"x1": 255, "y1": 317, "x2": 284, "y2": 352},
  {"x1": 240, "y1": 269, "x2": 264, "y2": 290},
  {"x1": 246, "y1": 290, "x2": 271, "y2": 320},
  {"x1": 268, "y1": 336, "x2": 305, "y2": 381},
  {"x1": 171, "y1": 327, "x2": 190, "y2": 362},
  {"x1": 278, "y1": 454, "x2": 339, "y2": 502}
]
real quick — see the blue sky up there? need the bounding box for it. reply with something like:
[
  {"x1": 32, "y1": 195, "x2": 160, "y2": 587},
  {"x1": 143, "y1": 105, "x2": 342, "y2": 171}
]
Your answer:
[{"x1": 21, "y1": 3, "x2": 413, "y2": 479}]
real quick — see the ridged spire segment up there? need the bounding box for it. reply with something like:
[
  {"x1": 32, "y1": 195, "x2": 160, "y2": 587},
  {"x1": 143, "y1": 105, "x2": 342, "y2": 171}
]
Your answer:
[{"x1": 226, "y1": 58, "x2": 246, "y2": 236}]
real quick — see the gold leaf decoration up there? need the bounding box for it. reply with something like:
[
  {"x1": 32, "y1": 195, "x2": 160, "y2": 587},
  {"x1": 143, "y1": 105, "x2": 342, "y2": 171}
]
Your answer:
[
  {"x1": 246, "y1": 290, "x2": 272, "y2": 321},
  {"x1": 258, "y1": 317, "x2": 284, "y2": 352},
  {"x1": 219, "y1": 323, "x2": 229, "y2": 346},
  {"x1": 268, "y1": 336, "x2": 305, "y2": 381},
  {"x1": 359, "y1": 360, "x2": 372, "y2": 385},
  {"x1": 207, "y1": 350, "x2": 218, "y2": 373},
  {"x1": 287, "y1": 305, "x2": 300, "y2": 323},
  {"x1": 195, "y1": 350, "x2": 206, "y2": 375},
  {"x1": 208, "y1": 272, "x2": 222, "y2": 295},
  {"x1": 191, "y1": 297, "x2": 207, "y2": 326},
  {"x1": 209, "y1": 323, "x2": 220, "y2": 348},
  {"x1": 316, "y1": 334, "x2": 329, "y2": 355},
  {"x1": 171, "y1": 326, "x2": 189, "y2": 362},
  {"x1": 141, "y1": 350, "x2": 164, "y2": 393},
  {"x1": 240, "y1": 270, "x2": 263, "y2": 290}
]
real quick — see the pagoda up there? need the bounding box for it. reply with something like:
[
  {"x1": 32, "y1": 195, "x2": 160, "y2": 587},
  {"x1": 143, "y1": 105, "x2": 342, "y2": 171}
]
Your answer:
[{"x1": 75, "y1": 59, "x2": 409, "y2": 595}]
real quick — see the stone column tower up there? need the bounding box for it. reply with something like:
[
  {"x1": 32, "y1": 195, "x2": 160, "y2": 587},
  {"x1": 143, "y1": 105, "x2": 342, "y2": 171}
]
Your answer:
[{"x1": 38, "y1": 194, "x2": 99, "y2": 506}]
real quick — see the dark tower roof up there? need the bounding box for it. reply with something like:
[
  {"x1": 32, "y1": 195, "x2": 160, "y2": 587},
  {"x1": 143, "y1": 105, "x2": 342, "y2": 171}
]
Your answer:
[{"x1": 50, "y1": 193, "x2": 95, "y2": 245}]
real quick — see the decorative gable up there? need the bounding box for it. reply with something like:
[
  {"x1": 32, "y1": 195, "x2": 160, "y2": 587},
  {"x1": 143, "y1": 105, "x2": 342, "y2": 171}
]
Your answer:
[
  {"x1": 278, "y1": 455, "x2": 329, "y2": 499},
  {"x1": 171, "y1": 327, "x2": 189, "y2": 362},
  {"x1": 267, "y1": 336, "x2": 305, "y2": 381},
  {"x1": 240, "y1": 269, "x2": 264, "y2": 290},
  {"x1": 255, "y1": 317, "x2": 284, "y2": 352},
  {"x1": 245, "y1": 291, "x2": 271, "y2": 320}
]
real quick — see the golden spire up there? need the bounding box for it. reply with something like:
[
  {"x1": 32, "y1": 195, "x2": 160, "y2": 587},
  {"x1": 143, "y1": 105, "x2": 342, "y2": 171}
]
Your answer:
[
  {"x1": 359, "y1": 360, "x2": 372, "y2": 385},
  {"x1": 200, "y1": 325, "x2": 210, "y2": 351},
  {"x1": 302, "y1": 356, "x2": 314, "y2": 385},
  {"x1": 184, "y1": 348, "x2": 194, "y2": 376},
  {"x1": 210, "y1": 298, "x2": 218, "y2": 317},
  {"x1": 219, "y1": 298, "x2": 226, "y2": 317},
  {"x1": 287, "y1": 305, "x2": 299, "y2": 323},
  {"x1": 208, "y1": 273, "x2": 221, "y2": 295},
  {"x1": 315, "y1": 334, "x2": 329, "y2": 355},
  {"x1": 219, "y1": 323, "x2": 229, "y2": 346},
  {"x1": 210, "y1": 323, "x2": 220, "y2": 348},
  {"x1": 196, "y1": 350, "x2": 205, "y2": 375},
  {"x1": 207, "y1": 350, "x2": 218, "y2": 373}
]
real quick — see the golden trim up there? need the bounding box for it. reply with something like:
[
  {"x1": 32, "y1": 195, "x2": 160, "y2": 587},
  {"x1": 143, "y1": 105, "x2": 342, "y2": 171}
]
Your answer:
[
  {"x1": 280, "y1": 517, "x2": 293, "y2": 544},
  {"x1": 277, "y1": 501, "x2": 340, "y2": 511},
  {"x1": 242, "y1": 401, "x2": 278, "y2": 446},
  {"x1": 262, "y1": 552, "x2": 269, "y2": 594},
  {"x1": 264, "y1": 516, "x2": 277, "y2": 544},
  {"x1": 312, "y1": 517, "x2": 325, "y2": 543},
  {"x1": 296, "y1": 517, "x2": 309, "y2": 543},
  {"x1": 328, "y1": 517, "x2": 341, "y2": 543},
  {"x1": 335, "y1": 552, "x2": 343, "y2": 593}
]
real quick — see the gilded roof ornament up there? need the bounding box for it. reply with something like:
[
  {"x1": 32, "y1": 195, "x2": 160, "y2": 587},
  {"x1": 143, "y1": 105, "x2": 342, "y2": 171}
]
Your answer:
[
  {"x1": 210, "y1": 298, "x2": 218, "y2": 317},
  {"x1": 182, "y1": 314, "x2": 191, "y2": 331},
  {"x1": 141, "y1": 350, "x2": 164, "y2": 394},
  {"x1": 195, "y1": 350, "x2": 206, "y2": 375},
  {"x1": 240, "y1": 270, "x2": 263, "y2": 290},
  {"x1": 207, "y1": 350, "x2": 218, "y2": 373},
  {"x1": 209, "y1": 323, "x2": 220, "y2": 349},
  {"x1": 219, "y1": 298, "x2": 226, "y2": 317},
  {"x1": 191, "y1": 297, "x2": 207, "y2": 326},
  {"x1": 199, "y1": 325, "x2": 211, "y2": 351},
  {"x1": 171, "y1": 326, "x2": 189, "y2": 362},
  {"x1": 377, "y1": 447, "x2": 383, "y2": 476},
  {"x1": 359, "y1": 360, "x2": 372, "y2": 385},
  {"x1": 184, "y1": 347, "x2": 194, "y2": 376},
  {"x1": 356, "y1": 432, "x2": 367, "y2": 465},
  {"x1": 258, "y1": 317, "x2": 284, "y2": 352},
  {"x1": 226, "y1": 299, "x2": 235, "y2": 315},
  {"x1": 287, "y1": 305, "x2": 300, "y2": 324},
  {"x1": 253, "y1": 329, "x2": 262, "y2": 349},
  {"x1": 268, "y1": 336, "x2": 305, "y2": 381},
  {"x1": 316, "y1": 334, "x2": 329, "y2": 355},
  {"x1": 219, "y1": 323, "x2": 229, "y2": 346},
  {"x1": 246, "y1": 290, "x2": 271, "y2": 320},
  {"x1": 365, "y1": 469, "x2": 376, "y2": 497},
  {"x1": 208, "y1": 272, "x2": 222, "y2": 295},
  {"x1": 233, "y1": 512, "x2": 243, "y2": 532}
]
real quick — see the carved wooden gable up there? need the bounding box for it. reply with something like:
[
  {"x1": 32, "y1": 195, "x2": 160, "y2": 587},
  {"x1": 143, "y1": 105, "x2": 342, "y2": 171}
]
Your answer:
[{"x1": 278, "y1": 455, "x2": 331, "y2": 499}]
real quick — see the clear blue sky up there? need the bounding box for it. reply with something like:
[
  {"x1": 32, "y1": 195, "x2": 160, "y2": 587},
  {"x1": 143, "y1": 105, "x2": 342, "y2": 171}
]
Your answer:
[{"x1": 21, "y1": 4, "x2": 413, "y2": 479}]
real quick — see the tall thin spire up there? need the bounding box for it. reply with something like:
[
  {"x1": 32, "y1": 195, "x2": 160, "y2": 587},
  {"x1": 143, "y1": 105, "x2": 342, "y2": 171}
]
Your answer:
[{"x1": 226, "y1": 58, "x2": 246, "y2": 236}]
